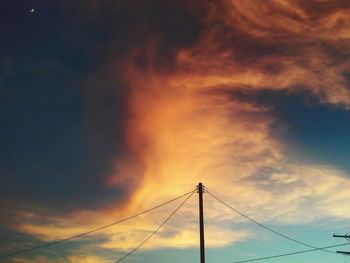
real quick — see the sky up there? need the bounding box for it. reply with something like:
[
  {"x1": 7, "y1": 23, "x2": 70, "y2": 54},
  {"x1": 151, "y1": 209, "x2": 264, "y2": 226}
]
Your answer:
[{"x1": 1, "y1": 0, "x2": 350, "y2": 262}]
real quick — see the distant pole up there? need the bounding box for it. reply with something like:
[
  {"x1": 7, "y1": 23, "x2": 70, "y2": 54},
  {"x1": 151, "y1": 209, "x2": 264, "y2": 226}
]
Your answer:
[
  {"x1": 333, "y1": 233, "x2": 350, "y2": 255},
  {"x1": 198, "y1": 182, "x2": 205, "y2": 263}
]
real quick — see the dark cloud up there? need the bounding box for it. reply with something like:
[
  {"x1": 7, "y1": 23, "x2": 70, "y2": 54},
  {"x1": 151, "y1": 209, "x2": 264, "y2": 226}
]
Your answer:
[{"x1": 0, "y1": 0, "x2": 210, "y2": 220}]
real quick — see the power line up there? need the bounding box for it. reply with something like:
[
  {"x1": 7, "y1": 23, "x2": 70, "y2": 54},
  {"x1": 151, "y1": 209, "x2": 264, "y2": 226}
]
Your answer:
[
  {"x1": 0, "y1": 190, "x2": 195, "y2": 259},
  {"x1": 115, "y1": 190, "x2": 195, "y2": 262},
  {"x1": 206, "y1": 190, "x2": 335, "y2": 254},
  {"x1": 233, "y1": 242, "x2": 350, "y2": 263}
]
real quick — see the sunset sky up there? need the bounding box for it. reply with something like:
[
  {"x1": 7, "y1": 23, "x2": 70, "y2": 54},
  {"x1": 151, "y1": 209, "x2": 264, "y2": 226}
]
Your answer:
[{"x1": 2, "y1": 1, "x2": 350, "y2": 262}]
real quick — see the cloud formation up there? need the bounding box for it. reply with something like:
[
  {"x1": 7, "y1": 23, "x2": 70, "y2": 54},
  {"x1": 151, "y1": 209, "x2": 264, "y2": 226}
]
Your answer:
[{"x1": 3, "y1": 0, "x2": 350, "y2": 260}]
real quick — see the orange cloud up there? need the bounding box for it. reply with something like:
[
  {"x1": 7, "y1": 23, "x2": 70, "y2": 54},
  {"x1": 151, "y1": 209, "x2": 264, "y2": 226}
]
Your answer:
[{"x1": 225, "y1": 0, "x2": 350, "y2": 40}]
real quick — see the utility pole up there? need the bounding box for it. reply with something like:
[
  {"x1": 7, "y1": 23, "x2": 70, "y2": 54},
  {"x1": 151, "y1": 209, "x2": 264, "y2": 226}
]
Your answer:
[
  {"x1": 197, "y1": 182, "x2": 205, "y2": 263},
  {"x1": 333, "y1": 234, "x2": 350, "y2": 255}
]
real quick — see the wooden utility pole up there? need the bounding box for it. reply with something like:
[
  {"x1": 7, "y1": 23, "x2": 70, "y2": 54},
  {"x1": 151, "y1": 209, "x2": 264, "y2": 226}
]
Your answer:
[{"x1": 198, "y1": 182, "x2": 205, "y2": 263}]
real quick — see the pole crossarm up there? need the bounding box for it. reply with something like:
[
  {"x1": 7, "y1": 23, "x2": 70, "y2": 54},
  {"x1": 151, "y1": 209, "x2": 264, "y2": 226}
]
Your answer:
[
  {"x1": 336, "y1": 251, "x2": 350, "y2": 255},
  {"x1": 333, "y1": 234, "x2": 350, "y2": 238}
]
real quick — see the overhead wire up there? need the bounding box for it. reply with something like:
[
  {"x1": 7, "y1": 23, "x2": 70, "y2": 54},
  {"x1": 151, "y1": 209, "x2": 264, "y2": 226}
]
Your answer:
[
  {"x1": 4, "y1": 184, "x2": 347, "y2": 262},
  {"x1": 115, "y1": 189, "x2": 195, "y2": 262},
  {"x1": 206, "y1": 189, "x2": 335, "y2": 254},
  {"x1": 233, "y1": 242, "x2": 350, "y2": 263},
  {"x1": 0, "y1": 189, "x2": 195, "y2": 259}
]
